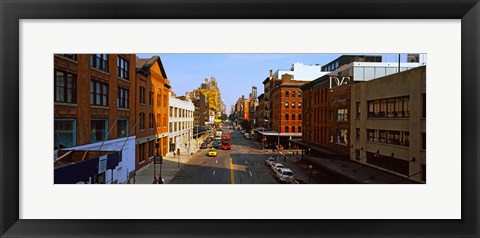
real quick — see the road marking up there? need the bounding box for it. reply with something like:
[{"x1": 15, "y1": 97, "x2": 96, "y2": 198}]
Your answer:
[
  {"x1": 245, "y1": 160, "x2": 247, "y2": 164},
  {"x1": 213, "y1": 170, "x2": 216, "y2": 176},
  {"x1": 216, "y1": 160, "x2": 218, "y2": 164},
  {"x1": 230, "y1": 158, "x2": 235, "y2": 184},
  {"x1": 249, "y1": 171, "x2": 253, "y2": 177}
]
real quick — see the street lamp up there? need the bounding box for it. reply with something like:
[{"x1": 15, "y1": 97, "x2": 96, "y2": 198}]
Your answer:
[{"x1": 308, "y1": 164, "x2": 313, "y2": 184}]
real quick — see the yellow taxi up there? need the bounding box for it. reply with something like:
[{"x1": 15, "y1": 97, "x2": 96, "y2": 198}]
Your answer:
[{"x1": 208, "y1": 148, "x2": 217, "y2": 157}]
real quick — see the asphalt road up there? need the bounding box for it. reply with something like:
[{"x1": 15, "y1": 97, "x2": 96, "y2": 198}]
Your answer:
[{"x1": 170, "y1": 127, "x2": 278, "y2": 184}]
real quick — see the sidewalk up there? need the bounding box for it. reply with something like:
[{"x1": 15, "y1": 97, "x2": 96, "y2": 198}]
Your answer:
[{"x1": 134, "y1": 138, "x2": 203, "y2": 184}]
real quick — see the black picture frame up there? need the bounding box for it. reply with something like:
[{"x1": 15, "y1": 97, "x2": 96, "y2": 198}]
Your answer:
[{"x1": 1, "y1": 0, "x2": 478, "y2": 237}]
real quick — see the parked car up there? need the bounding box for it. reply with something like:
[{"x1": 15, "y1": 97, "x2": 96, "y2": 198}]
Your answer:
[
  {"x1": 271, "y1": 163, "x2": 285, "y2": 172},
  {"x1": 264, "y1": 156, "x2": 276, "y2": 166},
  {"x1": 212, "y1": 142, "x2": 219, "y2": 149},
  {"x1": 244, "y1": 133, "x2": 250, "y2": 139},
  {"x1": 275, "y1": 168, "x2": 294, "y2": 183},
  {"x1": 200, "y1": 142, "x2": 208, "y2": 149},
  {"x1": 208, "y1": 148, "x2": 217, "y2": 157}
]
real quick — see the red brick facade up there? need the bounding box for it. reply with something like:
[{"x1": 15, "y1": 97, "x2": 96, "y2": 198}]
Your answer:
[
  {"x1": 54, "y1": 54, "x2": 136, "y2": 148},
  {"x1": 270, "y1": 74, "x2": 305, "y2": 134}
]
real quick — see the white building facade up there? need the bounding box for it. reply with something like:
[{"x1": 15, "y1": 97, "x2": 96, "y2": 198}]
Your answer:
[
  {"x1": 168, "y1": 95, "x2": 195, "y2": 155},
  {"x1": 272, "y1": 62, "x2": 329, "y2": 81}
]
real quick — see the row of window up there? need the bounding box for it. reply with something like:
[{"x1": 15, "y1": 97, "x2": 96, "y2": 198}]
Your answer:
[
  {"x1": 139, "y1": 113, "x2": 168, "y2": 130},
  {"x1": 284, "y1": 126, "x2": 302, "y2": 133},
  {"x1": 169, "y1": 107, "x2": 194, "y2": 118},
  {"x1": 365, "y1": 129, "x2": 410, "y2": 147},
  {"x1": 284, "y1": 114, "x2": 302, "y2": 121},
  {"x1": 169, "y1": 121, "x2": 194, "y2": 133},
  {"x1": 60, "y1": 54, "x2": 130, "y2": 80},
  {"x1": 365, "y1": 96, "x2": 410, "y2": 119},
  {"x1": 284, "y1": 90, "x2": 303, "y2": 98},
  {"x1": 140, "y1": 86, "x2": 168, "y2": 107},
  {"x1": 54, "y1": 118, "x2": 129, "y2": 149},
  {"x1": 284, "y1": 102, "x2": 302, "y2": 109},
  {"x1": 306, "y1": 128, "x2": 349, "y2": 145},
  {"x1": 305, "y1": 108, "x2": 349, "y2": 124}
]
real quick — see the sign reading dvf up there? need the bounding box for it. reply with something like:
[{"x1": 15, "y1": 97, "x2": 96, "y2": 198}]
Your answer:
[{"x1": 329, "y1": 76, "x2": 352, "y2": 89}]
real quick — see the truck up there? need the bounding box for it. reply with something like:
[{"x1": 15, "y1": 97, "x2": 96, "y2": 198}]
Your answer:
[
  {"x1": 215, "y1": 129, "x2": 223, "y2": 137},
  {"x1": 221, "y1": 133, "x2": 232, "y2": 150}
]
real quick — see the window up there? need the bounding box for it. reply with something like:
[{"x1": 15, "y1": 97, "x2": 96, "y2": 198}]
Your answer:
[
  {"x1": 298, "y1": 102, "x2": 302, "y2": 108},
  {"x1": 356, "y1": 102, "x2": 360, "y2": 118},
  {"x1": 149, "y1": 113, "x2": 154, "y2": 129},
  {"x1": 292, "y1": 91, "x2": 295, "y2": 98},
  {"x1": 55, "y1": 71, "x2": 76, "y2": 103},
  {"x1": 403, "y1": 96, "x2": 410, "y2": 117},
  {"x1": 402, "y1": 131, "x2": 410, "y2": 147},
  {"x1": 285, "y1": 91, "x2": 289, "y2": 97},
  {"x1": 337, "y1": 109, "x2": 348, "y2": 122},
  {"x1": 292, "y1": 114, "x2": 296, "y2": 120},
  {"x1": 378, "y1": 130, "x2": 386, "y2": 143},
  {"x1": 329, "y1": 128, "x2": 333, "y2": 142},
  {"x1": 149, "y1": 90, "x2": 154, "y2": 105},
  {"x1": 90, "y1": 119, "x2": 108, "y2": 143},
  {"x1": 422, "y1": 133, "x2": 426, "y2": 150},
  {"x1": 54, "y1": 119, "x2": 76, "y2": 149},
  {"x1": 387, "y1": 130, "x2": 401, "y2": 145},
  {"x1": 285, "y1": 114, "x2": 289, "y2": 120},
  {"x1": 90, "y1": 54, "x2": 109, "y2": 72},
  {"x1": 337, "y1": 129, "x2": 348, "y2": 145},
  {"x1": 292, "y1": 102, "x2": 296, "y2": 108},
  {"x1": 422, "y1": 93, "x2": 426, "y2": 118},
  {"x1": 139, "y1": 143, "x2": 145, "y2": 163},
  {"x1": 368, "y1": 96, "x2": 410, "y2": 118},
  {"x1": 292, "y1": 127, "x2": 295, "y2": 133},
  {"x1": 367, "y1": 129, "x2": 375, "y2": 141},
  {"x1": 139, "y1": 113, "x2": 145, "y2": 130},
  {"x1": 156, "y1": 114, "x2": 161, "y2": 128},
  {"x1": 387, "y1": 98, "x2": 395, "y2": 117},
  {"x1": 330, "y1": 110, "x2": 334, "y2": 121},
  {"x1": 356, "y1": 149, "x2": 360, "y2": 160},
  {"x1": 298, "y1": 126, "x2": 301, "y2": 133},
  {"x1": 298, "y1": 114, "x2": 302, "y2": 121},
  {"x1": 356, "y1": 128, "x2": 360, "y2": 140},
  {"x1": 285, "y1": 102, "x2": 289, "y2": 108},
  {"x1": 298, "y1": 90, "x2": 302, "y2": 97},
  {"x1": 285, "y1": 126, "x2": 289, "y2": 133},
  {"x1": 90, "y1": 80, "x2": 108, "y2": 106},
  {"x1": 117, "y1": 119, "x2": 129, "y2": 137},
  {"x1": 117, "y1": 87, "x2": 129, "y2": 108},
  {"x1": 117, "y1": 56, "x2": 129, "y2": 80},
  {"x1": 59, "y1": 54, "x2": 77, "y2": 60},
  {"x1": 139, "y1": 86, "x2": 145, "y2": 104}
]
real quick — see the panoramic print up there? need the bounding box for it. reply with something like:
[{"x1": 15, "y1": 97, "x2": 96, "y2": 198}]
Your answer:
[{"x1": 53, "y1": 54, "x2": 426, "y2": 184}]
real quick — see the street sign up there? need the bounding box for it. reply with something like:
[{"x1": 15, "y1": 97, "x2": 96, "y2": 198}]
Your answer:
[
  {"x1": 98, "y1": 155, "x2": 107, "y2": 174},
  {"x1": 153, "y1": 156, "x2": 163, "y2": 164}
]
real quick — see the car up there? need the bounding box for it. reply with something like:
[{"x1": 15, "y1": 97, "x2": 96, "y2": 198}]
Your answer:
[
  {"x1": 221, "y1": 142, "x2": 232, "y2": 150},
  {"x1": 200, "y1": 142, "x2": 208, "y2": 149},
  {"x1": 212, "y1": 142, "x2": 219, "y2": 149},
  {"x1": 244, "y1": 133, "x2": 250, "y2": 139},
  {"x1": 264, "y1": 156, "x2": 276, "y2": 166},
  {"x1": 275, "y1": 168, "x2": 294, "y2": 183},
  {"x1": 208, "y1": 148, "x2": 217, "y2": 157},
  {"x1": 271, "y1": 163, "x2": 285, "y2": 172}
]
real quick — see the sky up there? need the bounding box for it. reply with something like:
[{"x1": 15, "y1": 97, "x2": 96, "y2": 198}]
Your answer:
[{"x1": 137, "y1": 54, "x2": 408, "y2": 114}]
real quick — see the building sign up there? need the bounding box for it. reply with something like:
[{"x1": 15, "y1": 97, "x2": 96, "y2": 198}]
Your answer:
[
  {"x1": 329, "y1": 76, "x2": 352, "y2": 89},
  {"x1": 98, "y1": 155, "x2": 107, "y2": 174}
]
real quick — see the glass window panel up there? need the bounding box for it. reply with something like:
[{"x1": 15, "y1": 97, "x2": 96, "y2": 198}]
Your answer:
[
  {"x1": 374, "y1": 67, "x2": 386, "y2": 78},
  {"x1": 353, "y1": 67, "x2": 364, "y2": 80},
  {"x1": 364, "y1": 67, "x2": 375, "y2": 80}
]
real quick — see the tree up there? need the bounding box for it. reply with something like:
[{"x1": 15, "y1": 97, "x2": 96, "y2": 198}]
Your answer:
[
  {"x1": 228, "y1": 114, "x2": 236, "y2": 121},
  {"x1": 220, "y1": 113, "x2": 228, "y2": 121},
  {"x1": 240, "y1": 120, "x2": 251, "y2": 131}
]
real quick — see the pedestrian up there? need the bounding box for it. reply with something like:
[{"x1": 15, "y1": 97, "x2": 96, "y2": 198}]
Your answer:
[
  {"x1": 283, "y1": 154, "x2": 287, "y2": 163},
  {"x1": 153, "y1": 177, "x2": 158, "y2": 184}
]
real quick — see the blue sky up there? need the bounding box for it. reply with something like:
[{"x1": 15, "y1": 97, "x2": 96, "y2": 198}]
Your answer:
[{"x1": 137, "y1": 54, "x2": 407, "y2": 113}]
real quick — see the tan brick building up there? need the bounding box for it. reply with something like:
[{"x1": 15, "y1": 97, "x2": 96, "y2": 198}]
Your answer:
[{"x1": 135, "y1": 56, "x2": 170, "y2": 171}]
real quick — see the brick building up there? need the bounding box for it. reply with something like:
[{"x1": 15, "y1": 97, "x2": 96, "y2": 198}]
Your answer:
[
  {"x1": 54, "y1": 54, "x2": 137, "y2": 183},
  {"x1": 135, "y1": 56, "x2": 171, "y2": 171},
  {"x1": 265, "y1": 74, "x2": 306, "y2": 148}
]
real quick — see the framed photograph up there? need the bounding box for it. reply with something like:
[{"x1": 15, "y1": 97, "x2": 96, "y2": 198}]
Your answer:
[{"x1": 1, "y1": 0, "x2": 479, "y2": 237}]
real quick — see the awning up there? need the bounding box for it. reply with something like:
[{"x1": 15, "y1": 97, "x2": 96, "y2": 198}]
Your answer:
[
  {"x1": 259, "y1": 131, "x2": 301, "y2": 137},
  {"x1": 289, "y1": 139, "x2": 336, "y2": 155},
  {"x1": 54, "y1": 150, "x2": 120, "y2": 184}
]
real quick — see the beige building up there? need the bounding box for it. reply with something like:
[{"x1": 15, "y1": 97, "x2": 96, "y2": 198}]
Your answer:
[{"x1": 350, "y1": 66, "x2": 426, "y2": 183}]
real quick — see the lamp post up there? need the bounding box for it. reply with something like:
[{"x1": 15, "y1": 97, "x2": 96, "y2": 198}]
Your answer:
[{"x1": 308, "y1": 164, "x2": 313, "y2": 184}]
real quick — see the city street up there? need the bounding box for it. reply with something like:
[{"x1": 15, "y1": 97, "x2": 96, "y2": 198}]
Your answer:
[{"x1": 171, "y1": 127, "x2": 278, "y2": 184}]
